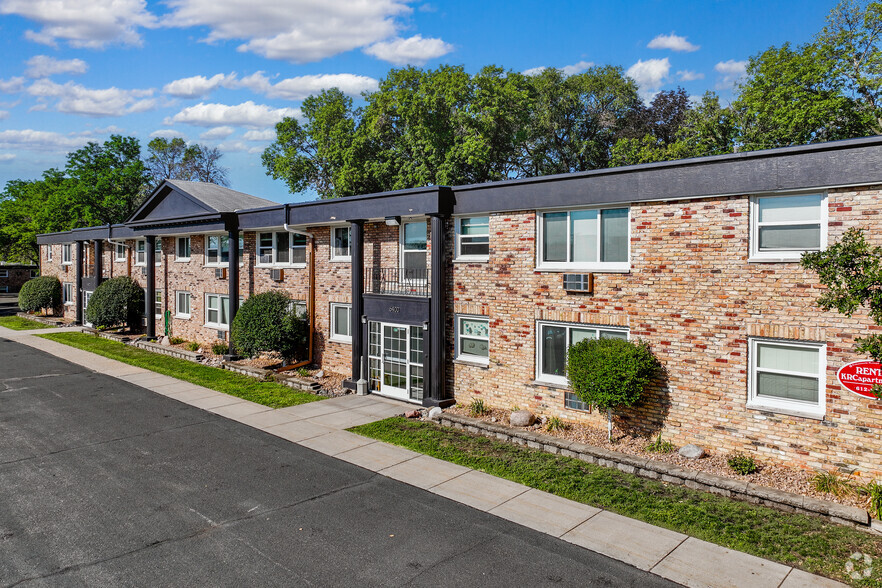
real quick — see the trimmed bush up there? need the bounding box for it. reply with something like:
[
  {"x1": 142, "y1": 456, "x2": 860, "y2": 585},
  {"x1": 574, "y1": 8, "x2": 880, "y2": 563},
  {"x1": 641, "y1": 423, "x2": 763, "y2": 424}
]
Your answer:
[
  {"x1": 18, "y1": 276, "x2": 61, "y2": 314},
  {"x1": 567, "y1": 337, "x2": 659, "y2": 441},
  {"x1": 85, "y1": 276, "x2": 144, "y2": 330},
  {"x1": 230, "y1": 290, "x2": 307, "y2": 359}
]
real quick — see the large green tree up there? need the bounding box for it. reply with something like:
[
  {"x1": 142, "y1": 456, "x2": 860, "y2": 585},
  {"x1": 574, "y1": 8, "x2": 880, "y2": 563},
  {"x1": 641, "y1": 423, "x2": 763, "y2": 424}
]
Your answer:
[
  {"x1": 146, "y1": 137, "x2": 230, "y2": 190},
  {"x1": 0, "y1": 170, "x2": 70, "y2": 263}
]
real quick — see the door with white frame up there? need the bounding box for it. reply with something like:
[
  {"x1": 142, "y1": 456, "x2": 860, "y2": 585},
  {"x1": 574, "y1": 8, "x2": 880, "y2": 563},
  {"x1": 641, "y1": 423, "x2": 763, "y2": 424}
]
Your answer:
[
  {"x1": 368, "y1": 321, "x2": 424, "y2": 403},
  {"x1": 82, "y1": 290, "x2": 93, "y2": 327}
]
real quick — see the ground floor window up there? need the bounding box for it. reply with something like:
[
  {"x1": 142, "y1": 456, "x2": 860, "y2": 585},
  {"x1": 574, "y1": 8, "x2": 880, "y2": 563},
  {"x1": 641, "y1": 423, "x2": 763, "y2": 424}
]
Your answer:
[
  {"x1": 564, "y1": 391, "x2": 590, "y2": 411},
  {"x1": 204, "y1": 294, "x2": 243, "y2": 329},
  {"x1": 330, "y1": 303, "x2": 351, "y2": 343},
  {"x1": 63, "y1": 283, "x2": 74, "y2": 305},
  {"x1": 175, "y1": 291, "x2": 191, "y2": 318},
  {"x1": 748, "y1": 338, "x2": 825, "y2": 418},
  {"x1": 537, "y1": 321, "x2": 628, "y2": 387},
  {"x1": 455, "y1": 315, "x2": 489, "y2": 364}
]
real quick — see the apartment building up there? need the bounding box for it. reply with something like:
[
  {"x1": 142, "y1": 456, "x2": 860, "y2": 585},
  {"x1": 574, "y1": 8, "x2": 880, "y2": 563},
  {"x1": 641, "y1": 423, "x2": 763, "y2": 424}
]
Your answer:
[{"x1": 0, "y1": 264, "x2": 38, "y2": 293}]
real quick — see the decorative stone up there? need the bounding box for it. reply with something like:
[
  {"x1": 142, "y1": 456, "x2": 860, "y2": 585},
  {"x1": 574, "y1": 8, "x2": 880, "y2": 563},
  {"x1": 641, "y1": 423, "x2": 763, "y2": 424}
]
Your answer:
[
  {"x1": 428, "y1": 407, "x2": 443, "y2": 420},
  {"x1": 158, "y1": 336, "x2": 170, "y2": 346},
  {"x1": 315, "y1": 370, "x2": 324, "y2": 378},
  {"x1": 404, "y1": 409, "x2": 421, "y2": 419},
  {"x1": 510, "y1": 410, "x2": 536, "y2": 427},
  {"x1": 678, "y1": 444, "x2": 706, "y2": 459}
]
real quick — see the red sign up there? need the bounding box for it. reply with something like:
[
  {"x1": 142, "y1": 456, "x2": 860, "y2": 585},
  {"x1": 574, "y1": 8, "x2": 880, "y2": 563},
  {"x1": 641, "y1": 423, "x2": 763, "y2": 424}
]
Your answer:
[{"x1": 837, "y1": 361, "x2": 882, "y2": 399}]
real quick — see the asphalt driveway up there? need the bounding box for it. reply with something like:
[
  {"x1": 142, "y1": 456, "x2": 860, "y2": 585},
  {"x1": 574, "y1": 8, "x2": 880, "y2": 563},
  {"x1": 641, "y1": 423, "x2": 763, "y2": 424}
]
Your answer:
[{"x1": 0, "y1": 336, "x2": 678, "y2": 587}]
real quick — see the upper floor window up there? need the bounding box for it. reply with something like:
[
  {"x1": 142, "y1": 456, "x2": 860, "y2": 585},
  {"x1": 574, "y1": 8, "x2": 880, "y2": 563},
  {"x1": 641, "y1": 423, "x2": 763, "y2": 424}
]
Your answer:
[
  {"x1": 115, "y1": 243, "x2": 126, "y2": 262},
  {"x1": 537, "y1": 322, "x2": 628, "y2": 387},
  {"x1": 750, "y1": 194, "x2": 826, "y2": 261},
  {"x1": 177, "y1": 237, "x2": 191, "y2": 261},
  {"x1": 62, "y1": 244, "x2": 72, "y2": 265},
  {"x1": 455, "y1": 216, "x2": 489, "y2": 261},
  {"x1": 258, "y1": 231, "x2": 307, "y2": 266},
  {"x1": 46, "y1": 245, "x2": 53, "y2": 262},
  {"x1": 205, "y1": 234, "x2": 243, "y2": 266},
  {"x1": 332, "y1": 227, "x2": 351, "y2": 261},
  {"x1": 0, "y1": 270, "x2": 7, "y2": 278},
  {"x1": 135, "y1": 239, "x2": 162, "y2": 266},
  {"x1": 538, "y1": 207, "x2": 629, "y2": 272},
  {"x1": 401, "y1": 221, "x2": 427, "y2": 277},
  {"x1": 748, "y1": 338, "x2": 825, "y2": 419}
]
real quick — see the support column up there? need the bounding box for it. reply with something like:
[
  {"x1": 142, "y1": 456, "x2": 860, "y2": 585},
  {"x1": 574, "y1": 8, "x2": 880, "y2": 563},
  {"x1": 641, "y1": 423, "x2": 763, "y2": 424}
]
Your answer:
[
  {"x1": 350, "y1": 220, "x2": 365, "y2": 382},
  {"x1": 425, "y1": 214, "x2": 451, "y2": 407},
  {"x1": 145, "y1": 235, "x2": 155, "y2": 339},
  {"x1": 75, "y1": 241, "x2": 84, "y2": 325},
  {"x1": 227, "y1": 218, "x2": 240, "y2": 357},
  {"x1": 93, "y1": 239, "x2": 103, "y2": 284}
]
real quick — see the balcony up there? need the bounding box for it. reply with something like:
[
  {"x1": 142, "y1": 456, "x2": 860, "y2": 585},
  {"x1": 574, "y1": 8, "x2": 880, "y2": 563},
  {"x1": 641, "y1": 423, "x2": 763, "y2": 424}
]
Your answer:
[{"x1": 365, "y1": 267, "x2": 429, "y2": 297}]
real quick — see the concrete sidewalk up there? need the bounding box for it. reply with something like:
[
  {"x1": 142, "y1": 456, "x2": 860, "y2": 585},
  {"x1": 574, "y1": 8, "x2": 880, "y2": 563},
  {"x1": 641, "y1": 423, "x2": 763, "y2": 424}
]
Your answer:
[{"x1": 4, "y1": 326, "x2": 847, "y2": 588}]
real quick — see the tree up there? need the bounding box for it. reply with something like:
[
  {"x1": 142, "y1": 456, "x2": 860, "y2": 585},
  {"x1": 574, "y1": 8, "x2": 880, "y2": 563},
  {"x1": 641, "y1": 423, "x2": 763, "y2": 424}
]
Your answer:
[
  {"x1": 146, "y1": 138, "x2": 230, "y2": 190},
  {"x1": 0, "y1": 171, "x2": 70, "y2": 263},
  {"x1": 801, "y1": 228, "x2": 882, "y2": 397}
]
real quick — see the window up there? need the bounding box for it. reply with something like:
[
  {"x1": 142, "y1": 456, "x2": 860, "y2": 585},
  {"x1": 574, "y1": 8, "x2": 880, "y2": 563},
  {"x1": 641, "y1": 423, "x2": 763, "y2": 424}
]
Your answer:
[
  {"x1": 146, "y1": 289, "x2": 162, "y2": 319},
  {"x1": 63, "y1": 283, "x2": 74, "y2": 306},
  {"x1": 62, "y1": 244, "x2": 72, "y2": 265},
  {"x1": 135, "y1": 240, "x2": 146, "y2": 266},
  {"x1": 332, "y1": 227, "x2": 351, "y2": 260},
  {"x1": 538, "y1": 207, "x2": 629, "y2": 272},
  {"x1": 176, "y1": 237, "x2": 191, "y2": 261},
  {"x1": 175, "y1": 291, "x2": 191, "y2": 318},
  {"x1": 401, "y1": 221, "x2": 427, "y2": 278},
  {"x1": 155, "y1": 238, "x2": 162, "y2": 264},
  {"x1": 291, "y1": 233, "x2": 307, "y2": 264},
  {"x1": 330, "y1": 303, "x2": 351, "y2": 343},
  {"x1": 204, "y1": 294, "x2": 243, "y2": 329},
  {"x1": 289, "y1": 299, "x2": 307, "y2": 316},
  {"x1": 750, "y1": 194, "x2": 826, "y2": 260},
  {"x1": 456, "y1": 216, "x2": 490, "y2": 260},
  {"x1": 114, "y1": 243, "x2": 126, "y2": 262},
  {"x1": 257, "y1": 232, "x2": 307, "y2": 266},
  {"x1": 46, "y1": 245, "x2": 52, "y2": 262},
  {"x1": 748, "y1": 338, "x2": 825, "y2": 418},
  {"x1": 456, "y1": 316, "x2": 490, "y2": 363},
  {"x1": 0, "y1": 270, "x2": 7, "y2": 278},
  {"x1": 537, "y1": 322, "x2": 629, "y2": 386},
  {"x1": 205, "y1": 235, "x2": 244, "y2": 266}
]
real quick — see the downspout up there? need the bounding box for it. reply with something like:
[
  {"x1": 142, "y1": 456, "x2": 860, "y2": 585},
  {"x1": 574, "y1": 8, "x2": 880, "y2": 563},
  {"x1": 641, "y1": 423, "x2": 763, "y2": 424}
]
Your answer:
[{"x1": 282, "y1": 203, "x2": 315, "y2": 370}]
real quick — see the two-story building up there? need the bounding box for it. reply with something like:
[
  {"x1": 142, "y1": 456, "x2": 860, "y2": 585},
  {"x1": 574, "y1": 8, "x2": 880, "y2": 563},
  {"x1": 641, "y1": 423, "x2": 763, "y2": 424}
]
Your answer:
[{"x1": 37, "y1": 138, "x2": 882, "y2": 480}]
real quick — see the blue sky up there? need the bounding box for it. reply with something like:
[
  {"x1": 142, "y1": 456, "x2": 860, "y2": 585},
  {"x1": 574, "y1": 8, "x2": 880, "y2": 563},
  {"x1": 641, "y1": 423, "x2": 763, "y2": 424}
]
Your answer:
[{"x1": 0, "y1": 0, "x2": 839, "y2": 204}]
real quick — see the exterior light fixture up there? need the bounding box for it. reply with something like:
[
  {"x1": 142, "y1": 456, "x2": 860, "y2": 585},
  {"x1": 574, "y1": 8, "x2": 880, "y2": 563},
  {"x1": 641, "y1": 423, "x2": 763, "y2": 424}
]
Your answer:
[{"x1": 385, "y1": 216, "x2": 401, "y2": 226}]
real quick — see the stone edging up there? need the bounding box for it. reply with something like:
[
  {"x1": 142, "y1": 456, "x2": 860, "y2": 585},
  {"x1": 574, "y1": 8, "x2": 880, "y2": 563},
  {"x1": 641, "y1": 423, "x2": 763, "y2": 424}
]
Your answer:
[
  {"x1": 16, "y1": 312, "x2": 66, "y2": 327},
  {"x1": 133, "y1": 340, "x2": 204, "y2": 362},
  {"x1": 436, "y1": 412, "x2": 875, "y2": 530},
  {"x1": 222, "y1": 361, "x2": 322, "y2": 393}
]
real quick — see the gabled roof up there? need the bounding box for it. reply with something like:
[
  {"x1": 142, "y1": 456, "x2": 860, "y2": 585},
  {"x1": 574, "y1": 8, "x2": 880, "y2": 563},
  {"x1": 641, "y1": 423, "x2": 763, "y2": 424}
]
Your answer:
[{"x1": 127, "y1": 180, "x2": 277, "y2": 226}]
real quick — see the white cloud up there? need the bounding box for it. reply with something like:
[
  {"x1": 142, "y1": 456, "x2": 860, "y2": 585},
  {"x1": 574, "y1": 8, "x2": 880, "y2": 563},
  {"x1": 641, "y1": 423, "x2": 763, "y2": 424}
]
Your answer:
[
  {"x1": 243, "y1": 129, "x2": 275, "y2": 141},
  {"x1": 523, "y1": 60, "x2": 594, "y2": 77},
  {"x1": 149, "y1": 129, "x2": 186, "y2": 139},
  {"x1": 626, "y1": 58, "x2": 671, "y2": 91},
  {"x1": 0, "y1": 0, "x2": 157, "y2": 48},
  {"x1": 237, "y1": 72, "x2": 378, "y2": 100},
  {"x1": 162, "y1": 73, "x2": 238, "y2": 99},
  {"x1": 0, "y1": 110, "x2": 8, "y2": 120},
  {"x1": 714, "y1": 59, "x2": 748, "y2": 89},
  {"x1": 0, "y1": 129, "x2": 90, "y2": 151},
  {"x1": 163, "y1": 0, "x2": 411, "y2": 63},
  {"x1": 647, "y1": 33, "x2": 699, "y2": 52},
  {"x1": 165, "y1": 101, "x2": 300, "y2": 128},
  {"x1": 25, "y1": 55, "x2": 88, "y2": 78},
  {"x1": 0, "y1": 153, "x2": 16, "y2": 162},
  {"x1": 26, "y1": 79, "x2": 155, "y2": 117},
  {"x1": 0, "y1": 77, "x2": 26, "y2": 93},
  {"x1": 363, "y1": 34, "x2": 453, "y2": 65},
  {"x1": 677, "y1": 70, "x2": 704, "y2": 82},
  {"x1": 522, "y1": 66, "x2": 546, "y2": 76},
  {"x1": 200, "y1": 126, "x2": 235, "y2": 140}
]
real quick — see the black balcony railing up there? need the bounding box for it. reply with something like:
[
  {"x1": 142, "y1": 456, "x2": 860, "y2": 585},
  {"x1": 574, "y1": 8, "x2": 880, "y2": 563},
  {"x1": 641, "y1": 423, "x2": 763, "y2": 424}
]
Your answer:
[{"x1": 366, "y1": 267, "x2": 429, "y2": 297}]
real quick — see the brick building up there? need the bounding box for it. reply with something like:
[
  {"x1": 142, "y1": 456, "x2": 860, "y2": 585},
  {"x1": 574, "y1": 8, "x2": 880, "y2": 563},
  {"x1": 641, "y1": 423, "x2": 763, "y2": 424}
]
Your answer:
[
  {"x1": 0, "y1": 264, "x2": 38, "y2": 293},
  {"x1": 37, "y1": 138, "x2": 882, "y2": 479}
]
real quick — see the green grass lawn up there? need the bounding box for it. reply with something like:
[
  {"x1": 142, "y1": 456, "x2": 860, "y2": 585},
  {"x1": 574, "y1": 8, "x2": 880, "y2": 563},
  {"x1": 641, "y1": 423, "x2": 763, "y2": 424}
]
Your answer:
[
  {"x1": 0, "y1": 316, "x2": 54, "y2": 330},
  {"x1": 350, "y1": 417, "x2": 882, "y2": 587},
  {"x1": 38, "y1": 332, "x2": 321, "y2": 408}
]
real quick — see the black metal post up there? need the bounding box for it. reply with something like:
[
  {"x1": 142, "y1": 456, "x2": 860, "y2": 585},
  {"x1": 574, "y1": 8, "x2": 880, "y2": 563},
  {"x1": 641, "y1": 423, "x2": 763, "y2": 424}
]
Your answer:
[
  {"x1": 425, "y1": 214, "x2": 451, "y2": 407},
  {"x1": 225, "y1": 213, "x2": 240, "y2": 358},
  {"x1": 350, "y1": 220, "x2": 365, "y2": 382},
  {"x1": 145, "y1": 235, "x2": 155, "y2": 339},
  {"x1": 75, "y1": 241, "x2": 84, "y2": 325},
  {"x1": 93, "y1": 239, "x2": 103, "y2": 284}
]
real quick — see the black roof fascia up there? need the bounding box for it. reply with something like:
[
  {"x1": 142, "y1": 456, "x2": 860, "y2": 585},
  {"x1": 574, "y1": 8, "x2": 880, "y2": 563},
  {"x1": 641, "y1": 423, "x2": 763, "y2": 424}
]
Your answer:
[
  {"x1": 126, "y1": 211, "x2": 223, "y2": 228},
  {"x1": 450, "y1": 136, "x2": 882, "y2": 215},
  {"x1": 37, "y1": 224, "x2": 136, "y2": 245}
]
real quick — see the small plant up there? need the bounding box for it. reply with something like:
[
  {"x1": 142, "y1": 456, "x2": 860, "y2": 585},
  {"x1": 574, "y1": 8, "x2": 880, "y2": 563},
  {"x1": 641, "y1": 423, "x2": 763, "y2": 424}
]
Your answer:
[
  {"x1": 296, "y1": 367, "x2": 310, "y2": 377},
  {"x1": 860, "y1": 480, "x2": 882, "y2": 519},
  {"x1": 169, "y1": 336, "x2": 184, "y2": 345},
  {"x1": 727, "y1": 453, "x2": 758, "y2": 475},
  {"x1": 186, "y1": 341, "x2": 200, "y2": 352},
  {"x1": 645, "y1": 433, "x2": 674, "y2": 454},
  {"x1": 468, "y1": 398, "x2": 489, "y2": 417},
  {"x1": 545, "y1": 416, "x2": 569, "y2": 432},
  {"x1": 211, "y1": 342, "x2": 229, "y2": 356},
  {"x1": 511, "y1": 405, "x2": 520, "y2": 412},
  {"x1": 812, "y1": 470, "x2": 855, "y2": 497}
]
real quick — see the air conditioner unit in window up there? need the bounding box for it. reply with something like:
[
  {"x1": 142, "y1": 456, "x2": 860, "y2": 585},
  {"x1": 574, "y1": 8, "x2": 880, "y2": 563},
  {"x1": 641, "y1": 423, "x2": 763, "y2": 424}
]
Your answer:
[
  {"x1": 215, "y1": 267, "x2": 227, "y2": 279},
  {"x1": 260, "y1": 254, "x2": 273, "y2": 264},
  {"x1": 140, "y1": 266, "x2": 147, "y2": 276},
  {"x1": 562, "y1": 273, "x2": 594, "y2": 293},
  {"x1": 270, "y1": 268, "x2": 284, "y2": 282}
]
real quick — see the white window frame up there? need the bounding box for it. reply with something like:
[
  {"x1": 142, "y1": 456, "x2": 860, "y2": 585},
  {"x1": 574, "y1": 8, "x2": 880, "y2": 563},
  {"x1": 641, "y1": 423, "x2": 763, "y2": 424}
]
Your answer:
[
  {"x1": 114, "y1": 243, "x2": 126, "y2": 262},
  {"x1": 455, "y1": 216, "x2": 490, "y2": 262},
  {"x1": 134, "y1": 240, "x2": 146, "y2": 266},
  {"x1": 175, "y1": 291, "x2": 191, "y2": 319},
  {"x1": 63, "y1": 282, "x2": 74, "y2": 306},
  {"x1": 536, "y1": 206, "x2": 630, "y2": 273},
  {"x1": 330, "y1": 302, "x2": 352, "y2": 344},
  {"x1": 536, "y1": 321, "x2": 630, "y2": 387},
  {"x1": 749, "y1": 192, "x2": 828, "y2": 262},
  {"x1": 0, "y1": 270, "x2": 7, "y2": 278},
  {"x1": 204, "y1": 234, "x2": 244, "y2": 267},
  {"x1": 256, "y1": 231, "x2": 307, "y2": 267},
  {"x1": 400, "y1": 220, "x2": 428, "y2": 281},
  {"x1": 747, "y1": 338, "x2": 826, "y2": 419},
  {"x1": 62, "y1": 244, "x2": 72, "y2": 265},
  {"x1": 176, "y1": 237, "x2": 191, "y2": 262},
  {"x1": 331, "y1": 226, "x2": 351, "y2": 262},
  {"x1": 203, "y1": 293, "x2": 243, "y2": 330},
  {"x1": 455, "y1": 315, "x2": 490, "y2": 365},
  {"x1": 46, "y1": 245, "x2": 53, "y2": 262}
]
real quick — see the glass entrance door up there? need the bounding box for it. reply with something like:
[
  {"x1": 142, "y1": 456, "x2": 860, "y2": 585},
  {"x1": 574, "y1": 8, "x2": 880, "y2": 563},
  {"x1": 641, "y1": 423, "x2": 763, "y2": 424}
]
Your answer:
[
  {"x1": 82, "y1": 290, "x2": 93, "y2": 327},
  {"x1": 368, "y1": 321, "x2": 424, "y2": 403}
]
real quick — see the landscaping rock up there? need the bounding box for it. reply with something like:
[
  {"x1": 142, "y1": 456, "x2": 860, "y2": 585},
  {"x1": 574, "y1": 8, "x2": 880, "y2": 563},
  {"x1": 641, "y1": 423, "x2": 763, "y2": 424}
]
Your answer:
[
  {"x1": 315, "y1": 370, "x2": 324, "y2": 378},
  {"x1": 678, "y1": 444, "x2": 706, "y2": 459},
  {"x1": 510, "y1": 410, "x2": 536, "y2": 427},
  {"x1": 404, "y1": 410, "x2": 421, "y2": 419},
  {"x1": 428, "y1": 407, "x2": 443, "y2": 420},
  {"x1": 158, "y1": 336, "x2": 170, "y2": 346}
]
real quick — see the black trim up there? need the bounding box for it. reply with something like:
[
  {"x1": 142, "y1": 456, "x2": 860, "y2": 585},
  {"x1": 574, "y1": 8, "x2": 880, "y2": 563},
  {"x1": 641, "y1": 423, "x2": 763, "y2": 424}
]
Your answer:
[
  {"x1": 428, "y1": 214, "x2": 446, "y2": 404},
  {"x1": 145, "y1": 235, "x2": 156, "y2": 339},
  {"x1": 350, "y1": 220, "x2": 365, "y2": 382}
]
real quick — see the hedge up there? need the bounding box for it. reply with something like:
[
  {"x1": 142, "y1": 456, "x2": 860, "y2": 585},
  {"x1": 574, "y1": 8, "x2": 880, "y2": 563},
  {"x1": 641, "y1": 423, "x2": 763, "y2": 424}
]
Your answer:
[
  {"x1": 231, "y1": 290, "x2": 307, "y2": 359},
  {"x1": 85, "y1": 276, "x2": 144, "y2": 330},
  {"x1": 18, "y1": 276, "x2": 61, "y2": 314}
]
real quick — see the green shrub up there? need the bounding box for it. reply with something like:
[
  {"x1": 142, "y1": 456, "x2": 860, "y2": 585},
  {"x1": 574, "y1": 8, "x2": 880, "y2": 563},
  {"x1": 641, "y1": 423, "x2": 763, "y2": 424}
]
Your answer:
[
  {"x1": 545, "y1": 416, "x2": 569, "y2": 432},
  {"x1": 727, "y1": 453, "x2": 758, "y2": 475},
  {"x1": 567, "y1": 337, "x2": 659, "y2": 441},
  {"x1": 468, "y1": 398, "x2": 489, "y2": 417},
  {"x1": 85, "y1": 276, "x2": 143, "y2": 330},
  {"x1": 861, "y1": 480, "x2": 882, "y2": 519},
  {"x1": 812, "y1": 470, "x2": 855, "y2": 497},
  {"x1": 169, "y1": 336, "x2": 184, "y2": 345},
  {"x1": 296, "y1": 367, "x2": 310, "y2": 377},
  {"x1": 645, "y1": 433, "x2": 674, "y2": 453},
  {"x1": 186, "y1": 341, "x2": 200, "y2": 352},
  {"x1": 212, "y1": 342, "x2": 229, "y2": 355},
  {"x1": 230, "y1": 290, "x2": 307, "y2": 359},
  {"x1": 18, "y1": 276, "x2": 61, "y2": 314}
]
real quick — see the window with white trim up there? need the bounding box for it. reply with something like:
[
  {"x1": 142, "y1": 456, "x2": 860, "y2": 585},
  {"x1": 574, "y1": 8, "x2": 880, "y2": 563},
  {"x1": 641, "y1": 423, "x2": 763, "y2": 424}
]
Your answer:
[
  {"x1": 46, "y1": 245, "x2": 52, "y2": 262},
  {"x1": 135, "y1": 240, "x2": 146, "y2": 266},
  {"x1": 257, "y1": 232, "x2": 307, "y2": 266},
  {"x1": 204, "y1": 294, "x2": 243, "y2": 329},
  {"x1": 330, "y1": 303, "x2": 351, "y2": 343},
  {"x1": 175, "y1": 291, "x2": 191, "y2": 318},
  {"x1": 331, "y1": 227, "x2": 351, "y2": 261},
  {"x1": 114, "y1": 243, "x2": 126, "y2": 262},
  {"x1": 401, "y1": 221, "x2": 427, "y2": 278},
  {"x1": 0, "y1": 270, "x2": 7, "y2": 278},
  {"x1": 62, "y1": 244, "x2": 72, "y2": 265},
  {"x1": 537, "y1": 207, "x2": 629, "y2": 272},
  {"x1": 748, "y1": 338, "x2": 826, "y2": 418},
  {"x1": 176, "y1": 237, "x2": 191, "y2": 261},
  {"x1": 455, "y1": 216, "x2": 489, "y2": 260},
  {"x1": 537, "y1": 322, "x2": 629, "y2": 387},
  {"x1": 155, "y1": 238, "x2": 162, "y2": 264},
  {"x1": 455, "y1": 315, "x2": 490, "y2": 363},
  {"x1": 205, "y1": 235, "x2": 243, "y2": 266},
  {"x1": 63, "y1": 283, "x2": 74, "y2": 305},
  {"x1": 750, "y1": 193, "x2": 826, "y2": 261},
  {"x1": 145, "y1": 289, "x2": 162, "y2": 319}
]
